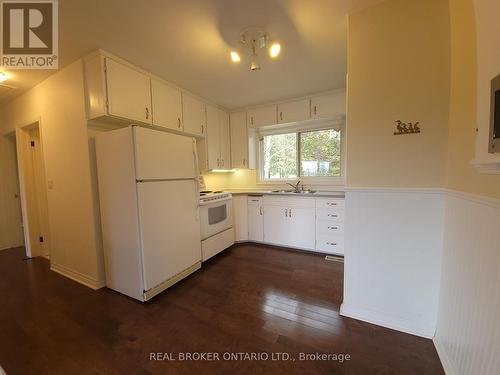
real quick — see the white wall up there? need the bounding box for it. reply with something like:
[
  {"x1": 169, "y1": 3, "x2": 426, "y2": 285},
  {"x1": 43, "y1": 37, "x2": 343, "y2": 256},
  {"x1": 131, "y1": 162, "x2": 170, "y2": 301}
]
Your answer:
[
  {"x1": 0, "y1": 60, "x2": 105, "y2": 288},
  {"x1": 341, "y1": 189, "x2": 445, "y2": 338},
  {"x1": 434, "y1": 192, "x2": 500, "y2": 375}
]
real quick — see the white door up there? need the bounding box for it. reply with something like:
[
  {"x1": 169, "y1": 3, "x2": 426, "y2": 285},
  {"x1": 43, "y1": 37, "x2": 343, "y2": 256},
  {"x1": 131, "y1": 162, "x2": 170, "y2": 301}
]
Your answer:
[
  {"x1": 311, "y1": 92, "x2": 346, "y2": 119},
  {"x1": 278, "y1": 99, "x2": 310, "y2": 124},
  {"x1": 105, "y1": 58, "x2": 152, "y2": 124},
  {"x1": 247, "y1": 105, "x2": 277, "y2": 128},
  {"x1": 262, "y1": 204, "x2": 287, "y2": 245},
  {"x1": 205, "y1": 104, "x2": 221, "y2": 169},
  {"x1": 248, "y1": 204, "x2": 263, "y2": 242},
  {"x1": 134, "y1": 127, "x2": 196, "y2": 180},
  {"x1": 230, "y1": 111, "x2": 248, "y2": 169},
  {"x1": 287, "y1": 207, "x2": 316, "y2": 249},
  {"x1": 137, "y1": 180, "x2": 201, "y2": 291},
  {"x1": 151, "y1": 79, "x2": 183, "y2": 131},
  {"x1": 182, "y1": 93, "x2": 205, "y2": 136},
  {"x1": 219, "y1": 110, "x2": 231, "y2": 168}
]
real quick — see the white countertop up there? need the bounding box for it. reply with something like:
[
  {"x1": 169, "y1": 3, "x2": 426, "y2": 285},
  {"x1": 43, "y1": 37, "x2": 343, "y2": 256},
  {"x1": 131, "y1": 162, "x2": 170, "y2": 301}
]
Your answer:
[{"x1": 226, "y1": 190, "x2": 345, "y2": 198}]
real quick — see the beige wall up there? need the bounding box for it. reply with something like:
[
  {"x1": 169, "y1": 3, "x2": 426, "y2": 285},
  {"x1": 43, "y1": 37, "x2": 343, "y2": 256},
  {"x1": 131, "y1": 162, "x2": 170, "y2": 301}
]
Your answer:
[
  {"x1": 0, "y1": 60, "x2": 105, "y2": 287},
  {"x1": 0, "y1": 135, "x2": 24, "y2": 250},
  {"x1": 346, "y1": 0, "x2": 451, "y2": 188},
  {"x1": 446, "y1": 0, "x2": 500, "y2": 199}
]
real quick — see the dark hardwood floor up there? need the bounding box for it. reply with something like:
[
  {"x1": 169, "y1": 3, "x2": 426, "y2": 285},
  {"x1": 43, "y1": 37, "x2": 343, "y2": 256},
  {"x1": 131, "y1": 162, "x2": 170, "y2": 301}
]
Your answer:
[{"x1": 0, "y1": 244, "x2": 444, "y2": 375}]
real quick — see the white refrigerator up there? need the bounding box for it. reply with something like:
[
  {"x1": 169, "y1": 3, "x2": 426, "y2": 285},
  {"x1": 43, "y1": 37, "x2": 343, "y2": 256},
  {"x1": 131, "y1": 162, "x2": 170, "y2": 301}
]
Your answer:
[{"x1": 95, "y1": 126, "x2": 201, "y2": 301}]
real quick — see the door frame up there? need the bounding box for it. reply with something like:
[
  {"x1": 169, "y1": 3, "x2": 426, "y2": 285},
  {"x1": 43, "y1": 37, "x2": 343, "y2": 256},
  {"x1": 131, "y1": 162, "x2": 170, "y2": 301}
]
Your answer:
[{"x1": 15, "y1": 118, "x2": 50, "y2": 258}]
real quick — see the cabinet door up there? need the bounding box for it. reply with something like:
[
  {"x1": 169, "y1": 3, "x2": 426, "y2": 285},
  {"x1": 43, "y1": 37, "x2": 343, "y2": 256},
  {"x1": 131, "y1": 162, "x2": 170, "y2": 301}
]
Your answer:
[
  {"x1": 311, "y1": 92, "x2": 346, "y2": 119},
  {"x1": 233, "y1": 195, "x2": 248, "y2": 242},
  {"x1": 263, "y1": 204, "x2": 287, "y2": 245},
  {"x1": 219, "y1": 110, "x2": 231, "y2": 169},
  {"x1": 230, "y1": 112, "x2": 248, "y2": 169},
  {"x1": 277, "y1": 99, "x2": 310, "y2": 124},
  {"x1": 105, "y1": 58, "x2": 152, "y2": 124},
  {"x1": 205, "y1": 104, "x2": 221, "y2": 169},
  {"x1": 248, "y1": 204, "x2": 264, "y2": 242},
  {"x1": 182, "y1": 93, "x2": 206, "y2": 136},
  {"x1": 287, "y1": 207, "x2": 316, "y2": 250},
  {"x1": 151, "y1": 79, "x2": 182, "y2": 130},
  {"x1": 247, "y1": 105, "x2": 277, "y2": 128}
]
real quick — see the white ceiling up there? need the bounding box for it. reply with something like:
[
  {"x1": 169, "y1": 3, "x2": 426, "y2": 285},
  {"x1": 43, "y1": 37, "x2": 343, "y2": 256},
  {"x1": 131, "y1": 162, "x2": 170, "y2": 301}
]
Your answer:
[{"x1": 0, "y1": 0, "x2": 385, "y2": 109}]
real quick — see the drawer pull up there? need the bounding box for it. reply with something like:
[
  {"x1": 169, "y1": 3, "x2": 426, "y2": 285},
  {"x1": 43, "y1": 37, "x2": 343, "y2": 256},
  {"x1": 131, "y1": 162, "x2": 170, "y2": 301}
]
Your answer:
[
  {"x1": 327, "y1": 202, "x2": 338, "y2": 206},
  {"x1": 327, "y1": 242, "x2": 338, "y2": 246},
  {"x1": 328, "y1": 214, "x2": 338, "y2": 218},
  {"x1": 328, "y1": 226, "x2": 339, "y2": 230}
]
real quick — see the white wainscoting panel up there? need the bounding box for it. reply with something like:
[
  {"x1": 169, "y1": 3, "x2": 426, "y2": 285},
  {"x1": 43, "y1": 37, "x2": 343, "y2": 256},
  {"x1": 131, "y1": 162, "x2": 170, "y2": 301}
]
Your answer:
[
  {"x1": 433, "y1": 191, "x2": 500, "y2": 375},
  {"x1": 341, "y1": 188, "x2": 446, "y2": 338}
]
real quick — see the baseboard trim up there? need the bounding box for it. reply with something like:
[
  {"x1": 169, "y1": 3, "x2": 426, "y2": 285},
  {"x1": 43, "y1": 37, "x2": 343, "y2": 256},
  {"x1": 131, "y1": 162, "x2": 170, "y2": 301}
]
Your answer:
[
  {"x1": 340, "y1": 303, "x2": 435, "y2": 339},
  {"x1": 51, "y1": 262, "x2": 106, "y2": 290},
  {"x1": 433, "y1": 337, "x2": 459, "y2": 375}
]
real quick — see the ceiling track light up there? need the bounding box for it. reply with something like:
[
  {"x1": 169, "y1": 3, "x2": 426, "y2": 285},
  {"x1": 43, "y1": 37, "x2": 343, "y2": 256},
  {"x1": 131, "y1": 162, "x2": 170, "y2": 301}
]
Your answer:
[{"x1": 229, "y1": 28, "x2": 281, "y2": 71}]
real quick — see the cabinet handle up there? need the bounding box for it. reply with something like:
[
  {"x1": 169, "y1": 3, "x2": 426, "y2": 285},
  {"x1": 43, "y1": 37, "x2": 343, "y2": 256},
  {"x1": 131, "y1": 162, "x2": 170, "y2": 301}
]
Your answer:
[
  {"x1": 145, "y1": 107, "x2": 149, "y2": 120},
  {"x1": 178, "y1": 117, "x2": 181, "y2": 128},
  {"x1": 289, "y1": 208, "x2": 292, "y2": 217},
  {"x1": 327, "y1": 202, "x2": 337, "y2": 206},
  {"x1": 217, "y1": 158, "x2": 220, "y2": 167},
  {"x1": 243, "y1": 158, "x2": 246, "y2": 166},
  {"x1": 327, "y1": 242, "x2": 337, "y2": 246},
  {"x1": 259, "y1": 207, "x2": 263, "y2": 215},
  {"x1": 251, "y1": 116, "x2": 254, "y2": 125},
  {"x1": 284, "y1": 209, "x2": 287, "y2": 217},
  {"x1": 314, "y1": 105, "x2": 317, "y2": 115},
  {"x1": 280, "y1": 112, "x2": 283, "y2": 121},
  {"x1": 328, "y1": 214, "x2": 338, "y2": 218},
  {"x1": 328, "y1": 226, "x2": 339, "y2": 230},
  {"x1": 201, "y1": 124, "x2": 204, "y2": 134}
]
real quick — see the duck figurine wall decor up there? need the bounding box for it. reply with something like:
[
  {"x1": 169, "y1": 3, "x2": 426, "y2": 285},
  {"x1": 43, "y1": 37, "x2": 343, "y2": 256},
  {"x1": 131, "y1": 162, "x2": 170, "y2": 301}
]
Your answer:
[{"x1": 394, "y1": 120, "x2": 421, "y2": 135}]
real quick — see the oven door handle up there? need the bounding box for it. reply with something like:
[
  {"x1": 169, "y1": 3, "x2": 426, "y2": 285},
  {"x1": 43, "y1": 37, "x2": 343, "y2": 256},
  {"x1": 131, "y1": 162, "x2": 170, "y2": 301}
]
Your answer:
[{"x1": 198, "y1": 197, "x2": 232, "y2": 206}]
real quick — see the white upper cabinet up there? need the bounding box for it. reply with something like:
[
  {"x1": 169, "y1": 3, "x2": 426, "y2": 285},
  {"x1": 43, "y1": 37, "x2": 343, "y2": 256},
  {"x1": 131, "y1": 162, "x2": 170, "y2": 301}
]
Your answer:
[
  {"x1": 230, "y1": 111, "x2": 249, "y2": 169},
  {"x1": 105, "y1": 58, "x2": 152, "y2": 124},
  {"x1": 247, "y1": 105, "x2": 277, "y2": 128},
  {"x1": 200, "y1": 105, "x2": 231, "y2": 170},
  {"x1": 205, "y1": 104, "x2": 221, "y2": 169},
  {"x1": 219, "y1": 111, "x2": 231, "y2": 169},
  {"x1": 151, "y1": 79, "x2": 183, "y2": 131},
  {"x1": 182, "y1": 93, "x2": 206, "y2": 137},
  {"x1": 311, "y1": 91, "x2": 346, "y2": 119},
  {"x1": 277, "y1": 99, "x2": 310, "y2": 124}
]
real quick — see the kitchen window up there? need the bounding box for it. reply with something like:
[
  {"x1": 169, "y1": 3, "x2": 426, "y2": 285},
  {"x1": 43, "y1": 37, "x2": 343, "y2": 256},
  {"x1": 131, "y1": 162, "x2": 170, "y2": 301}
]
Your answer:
[{"x1": 259, "y1": 126, "x2": 344, "y2": 182}]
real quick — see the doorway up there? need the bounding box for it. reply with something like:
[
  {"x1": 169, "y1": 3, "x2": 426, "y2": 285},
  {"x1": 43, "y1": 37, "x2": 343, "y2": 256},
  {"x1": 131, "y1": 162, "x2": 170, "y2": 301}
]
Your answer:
[{"x1": 16, "y1": 122, "x2": 50, "y2": 258}]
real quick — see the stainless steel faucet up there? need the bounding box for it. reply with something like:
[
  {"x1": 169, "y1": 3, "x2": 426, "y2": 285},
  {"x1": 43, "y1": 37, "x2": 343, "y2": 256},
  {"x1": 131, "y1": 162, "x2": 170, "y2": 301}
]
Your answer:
[{"x1": 286, "y1": 180, "x2": 302, "y2": 192}]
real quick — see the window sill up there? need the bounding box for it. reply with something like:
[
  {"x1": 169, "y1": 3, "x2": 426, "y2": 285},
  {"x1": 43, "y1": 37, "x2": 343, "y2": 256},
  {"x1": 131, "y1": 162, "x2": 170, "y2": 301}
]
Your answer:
[{"x1": 256, "y1": 177, "x2": 346, "y2": 187}]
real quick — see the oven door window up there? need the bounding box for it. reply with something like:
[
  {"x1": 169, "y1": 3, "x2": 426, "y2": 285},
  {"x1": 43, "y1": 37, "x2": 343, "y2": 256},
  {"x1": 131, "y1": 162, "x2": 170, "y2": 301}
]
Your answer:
[{"x1": 208, "y1": 204, "x2": 227, "y2": 225}]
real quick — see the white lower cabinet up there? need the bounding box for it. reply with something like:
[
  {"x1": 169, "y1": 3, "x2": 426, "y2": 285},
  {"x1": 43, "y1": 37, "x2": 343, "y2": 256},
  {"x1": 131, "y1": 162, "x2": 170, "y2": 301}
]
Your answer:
[
  {"x1": 315, "y1": 198, "x2": 345, "y2": 255},
  {"x1": 247, "y1": 196, "x2": 264, "y2": 242},
  {"x1": 263, "y1": 196, "x2": 316, "y2": 250}
]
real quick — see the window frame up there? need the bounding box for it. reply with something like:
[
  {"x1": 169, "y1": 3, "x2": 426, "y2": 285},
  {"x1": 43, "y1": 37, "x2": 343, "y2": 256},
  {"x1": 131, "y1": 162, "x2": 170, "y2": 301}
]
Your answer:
[{"x1": 257, "y1": 122, "x2": 346, "y2": 186}]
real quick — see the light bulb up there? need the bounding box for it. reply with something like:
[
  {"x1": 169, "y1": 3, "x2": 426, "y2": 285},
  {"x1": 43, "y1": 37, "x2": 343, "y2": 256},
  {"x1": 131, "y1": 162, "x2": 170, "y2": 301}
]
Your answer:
[
  {"x1": 230, "y1": 51, "x2": 241, "y2": 63},
  {"x1": 0, "y1": 72, "x2": 7, "y2": 82},
  {"x1": 269, "y1": 43, "x2": 281, "y2": 58}
]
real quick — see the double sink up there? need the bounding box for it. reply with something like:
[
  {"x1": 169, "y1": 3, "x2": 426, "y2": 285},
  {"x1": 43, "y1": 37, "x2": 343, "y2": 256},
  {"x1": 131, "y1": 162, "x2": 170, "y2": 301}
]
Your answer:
[{"x1": 269, "y1": 190, "x2": 317, "y2": 195}]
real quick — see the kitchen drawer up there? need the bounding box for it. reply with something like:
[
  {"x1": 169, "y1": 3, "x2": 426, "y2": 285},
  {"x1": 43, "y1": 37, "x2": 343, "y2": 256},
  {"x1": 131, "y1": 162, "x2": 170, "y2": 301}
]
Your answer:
[
  {"x1": 247, "y1": 196, "x2": 263, "y2": 205},
  {"x1": 316, "y1": 197, "x2": 345, "y2": 210},
  {"x1": 316, "y1": 234, "x2": 344, "y2": 255},
  {"x1": 263, "y1": 195, "x2": 316, "y2": 209},
  {"x1": 316, "y1": 220, "x2": 344, "y2": 235},
  {"x1": 316, "y1": 207, "x2": 344, "y2": 222}
]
